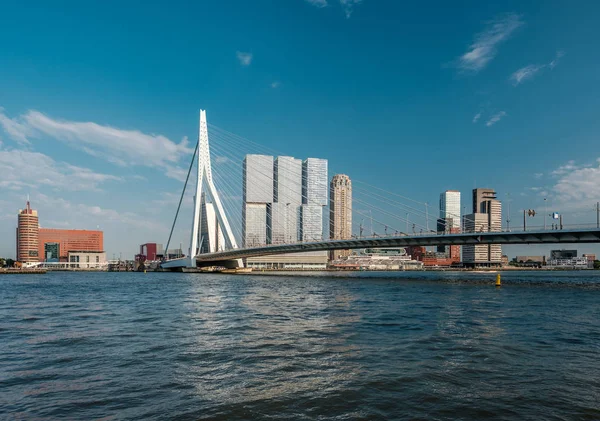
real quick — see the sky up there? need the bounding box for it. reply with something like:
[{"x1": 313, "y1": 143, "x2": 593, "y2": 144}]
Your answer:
[{"x1": 1, "y1": 0, "x2": 600, "y2": 259}]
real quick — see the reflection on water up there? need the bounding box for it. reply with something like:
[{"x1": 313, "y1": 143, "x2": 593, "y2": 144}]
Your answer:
[{"x1": 1, "y1": 271, "x2": 600, "y2": 420}]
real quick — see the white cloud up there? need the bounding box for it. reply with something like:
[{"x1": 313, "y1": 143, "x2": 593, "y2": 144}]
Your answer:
[
  {"x1": 236, "y1": 51, "x2": 253, "y2": 66},
  {"x1": 551, "y1": 160, "x2": 580, "y2": 176},
  {"x1": 215, "y1": 155, "x2": 231, "y2": 164},
  {"x1": 270, "y1": 81, "x2": 281, "y2": 89},
  {"x1": 549, "y1": 50, "x2": 565, "y2": 69},
  {"x1": 0, "y1": 149, "x2": 120, "y2": 191},
  {"x1": 510, "y1": 51, "x2": 566, "y2": 86},
  {"x1": 34, "y1": 193, "x2": 155, "y2": 230},
  {"x1": 552, "y1": 159, "x2": 600, "y2": 208},
  {"x1": 339, "y1": 0, "x2": 362, "y2": 18},
  {"x1": 456, "y1": 13, "x2": 523, "y2": 73},
  {"x1": 534, "y1": 172, "x2": 544, "y2": 179},
  {"x1": 0, "y1": 108, "x2": 192, "y2": 180},
  {"x1": 472, "y1": 112, "x2": 481, "y2": 123},
  {"x1": 0, "y1": 108, "x2": 33, "y2": 145},
  {"x1": 510, "y1": 64, "x2": 544, "y2": 86},
  {"x1": 485, "y1": 111, "x2": 507, "y2": 127},
  {"x1": 304, "y1": 0, "x2": 362, "y2": 17},
  {"x1": 305, "y1": 0, "x2": 328, "y2": 7}
]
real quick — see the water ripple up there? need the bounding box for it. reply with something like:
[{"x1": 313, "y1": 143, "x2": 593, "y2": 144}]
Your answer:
[{"x1": 1, "y1": 271, "x2": 600, "y2": 419}]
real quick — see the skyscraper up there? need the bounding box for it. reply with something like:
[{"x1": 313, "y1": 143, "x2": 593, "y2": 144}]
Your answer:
[
  {"x1": 271, "y1": 156, "x2": 303, "y2": 243},
  {"x1": 303, "y1": 158, "x2": 328, "y2": 206},
  {"x1": 463, "y1": 188, "x2": 502, "y2": 266},
  {"x1": 16, "y1": 200, "x2": 39, "y2": 263},
  {"x1": 329, "y1": 174, "x2": 352, "y2": 260},
  {"x1": 242, "y1": 154, "x2": 273, "y2": 247},
  {"x1": 301, "y1": 158, "x2": 328, "y2": 242},
  {"x1": 437, "y1": 190, "x2": 460, "y2": 253}
]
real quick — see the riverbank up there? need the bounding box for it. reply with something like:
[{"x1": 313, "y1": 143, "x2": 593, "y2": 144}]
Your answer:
[{"x1": 0, "y1": 268, "x2": 47, "y2": 274}]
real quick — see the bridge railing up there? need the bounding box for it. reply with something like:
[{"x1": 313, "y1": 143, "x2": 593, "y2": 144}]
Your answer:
[{"x1": 227, "y1": 223, "x2": 600, "y2": 252}]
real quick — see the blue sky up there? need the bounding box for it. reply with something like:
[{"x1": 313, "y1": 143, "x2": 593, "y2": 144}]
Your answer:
[{"x1": 1, "y1": 0, "x2": 600, "y2": 259}]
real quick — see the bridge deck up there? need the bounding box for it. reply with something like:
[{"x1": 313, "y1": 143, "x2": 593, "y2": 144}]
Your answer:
[{"x1": 194, "y1": 229, "x2": 600, "y2": 263}]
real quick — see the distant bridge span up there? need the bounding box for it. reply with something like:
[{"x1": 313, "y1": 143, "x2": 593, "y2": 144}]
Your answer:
[{"x1": 162, "y1": 228, "x2": 600, "y2": 266}]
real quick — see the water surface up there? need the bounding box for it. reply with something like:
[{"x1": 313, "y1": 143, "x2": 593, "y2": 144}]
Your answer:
[{"x1": 1, "y1": 271, "x2": 599, "y2": 420}]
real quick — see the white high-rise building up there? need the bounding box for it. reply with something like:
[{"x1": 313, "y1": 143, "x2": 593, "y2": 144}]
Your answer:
[
  {"x1": 439, "y1": 190, "x2": 461, "y2": 230},
  {"x1": 271, "y1": 156, "x2": 303, "y2": 243},
  {"x1": 303, "y1": 158, "x2": 328, "y2": 206},
  {"x1": 437, "y1": 190, "x2": 461, "y2": 253},
  {"x1": 242, "y1": 155, "x2": 273, "y2": 247},
  {"x1": 301, "y1": 204, "x2": 324, "y2": 242}
]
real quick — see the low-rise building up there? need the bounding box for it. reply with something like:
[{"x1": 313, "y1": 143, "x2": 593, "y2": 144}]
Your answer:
[
  {"x1": 331, "y1": 248, "x2": 423, "y2": 271},
  {"x1": 246, "y1": 251, "x2": 328, "y2": 270},
  {"x1": 67, "y1": 250, "x2": 107, "y2": 269}
]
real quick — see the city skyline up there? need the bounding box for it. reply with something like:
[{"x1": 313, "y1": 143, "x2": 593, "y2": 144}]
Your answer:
[{"x1": 1, "y1": 1, "x2": 600, "y2": 258}]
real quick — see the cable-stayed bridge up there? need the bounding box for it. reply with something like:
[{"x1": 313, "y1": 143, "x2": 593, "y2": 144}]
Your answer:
[{"x1": 161, "y1": 111, "x2": 600, "y2": 270}]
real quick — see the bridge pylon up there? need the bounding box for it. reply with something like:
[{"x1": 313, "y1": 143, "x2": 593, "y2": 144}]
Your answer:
[{"x1": 187, "y1": 110, "x2": 240, "y2": 268}]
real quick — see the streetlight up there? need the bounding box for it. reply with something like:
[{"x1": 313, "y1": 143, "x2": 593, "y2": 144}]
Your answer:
[{"x1": 544, "y1": 197, "x2": 547, "y2": 230}]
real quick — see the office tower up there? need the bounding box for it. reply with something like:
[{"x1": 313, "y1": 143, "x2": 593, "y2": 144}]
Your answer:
[
  {"x1": 242, "y1": 154, "x2": 273, "y2": 247},
  {"x1": 271, "y1": 156, "x2": 303, "y2": 243},
  {"x1": 301, "y1": 158, "x2": 328, "y2": 242},
  {"x1": 303, "y1": 158, "x2": 328, "y2": 206},
  {"x1": 301, "y1": 204, "x2": 324, "y2": 242},
  {"x1": 463, "y1": 188, "x2": 502, "y2": 266},
  {"x1": 274, "y1": 156, "x2": 303, "y2": 205},
  {"x1": 329, "y1": 174, "x2": 352, "y2": 260},
  {"x1": 437, "y1": 190, "x2": 461, "y2": 253},
  {"x1": 200, "y1": 193, "x2": 225, "y2": 253},
  {"x1": 472, "y1": 188, "x2": 497, "y2": 213},
  {"x1": 16, "y1": 200, "x2": 39, "y2": 263}
]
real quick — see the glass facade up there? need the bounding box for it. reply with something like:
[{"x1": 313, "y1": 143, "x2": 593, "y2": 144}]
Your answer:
[
  {"x1": 44, "y1": 242, "x2": 59, "y2": 262},
  {"x1": 439, "y1": 190, "x2": 461, "y2": 229},
  {"x1": 301, "y1": 204, "x2": 324, "y2": 242},
  {"x1": 303, "y1": 158, "x2": 328, "y2": 206},
  {"x1": 243, "y1": 203, "x2": 267, "y2": 247},
  {"x1": 274, "y1": 156, "x2": 303, "y2": 205},
  {"x1": 243, "y1": 155, "x2": 273, "y2": 203}
]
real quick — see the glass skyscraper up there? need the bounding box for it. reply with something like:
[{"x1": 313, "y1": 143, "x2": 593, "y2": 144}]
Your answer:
[{"x1": 242, "y1": 155, "x2": 273, "y2": 247}]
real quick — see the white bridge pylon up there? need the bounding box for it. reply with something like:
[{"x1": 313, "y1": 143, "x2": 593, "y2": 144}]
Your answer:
[{"x1": 187, "y1": 110, "x2": 240, "y2": 268}]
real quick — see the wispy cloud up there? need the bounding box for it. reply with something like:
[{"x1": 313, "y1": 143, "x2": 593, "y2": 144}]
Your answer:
[
  {"x1": 236, "y1": 51, "x2": 253, "y2": 66},
  {"x1": 0, "y1": 108, "x2": 192, "y2": 180},
  {"x1": 0, "y1": 149, "x2": 120, "y2": 192},
  {"x1": 534, "y1": 172, "x2": 544, "y2": 179},
  {"x1": 551, "y1": 160, "x2": 580, "y2": 176},
  {"x1": 486, "y1": 111, "x2": 507, "y2": 127},
  {"x1": 304, "y1": 0, "x2": 362, "y2": 18},
  {"x1": 510, "y1": 64, "x2": 544, "y2": 85},
  {"x1": 552, "y1": 158, "x2": 600, "y2": 208},
  {"x1": 305, "y1": 0, "x2": 327, "y2": 7},
  {"x1": 472, "y1": 112, "x2": 482, "y2": 123},
  {"x1": 549, "y1": 50, "x2": 565, "y2": 69},
  {"x1": 456, "y1": 13, "x2": 523, "y2": 73},
  {"x1": 510, "y1": 51, "x2": 565, "y2": 86},
  {"x1": 339, "y1": 0, "x2": 362, "y2": 18},
  {"x1": 0, "y1": 107, "x2": 33, "y2": 145},
  {"x1": 270, "y1": 81, "x2": 281, "y2": 89}
]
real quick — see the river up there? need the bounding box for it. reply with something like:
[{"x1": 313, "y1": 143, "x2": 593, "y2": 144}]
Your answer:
[{"x1": 1, "y1": 271, "x2": 599, "y2": 420}]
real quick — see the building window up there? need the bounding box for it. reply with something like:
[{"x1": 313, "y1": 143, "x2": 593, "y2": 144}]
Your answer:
[{"x1": 96, "y1": 256, "x2": 99, "y2": 263}]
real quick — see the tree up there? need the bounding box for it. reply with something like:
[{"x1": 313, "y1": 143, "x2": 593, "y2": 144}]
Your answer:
[
  {"x1": 6, "y1": 259, "x2": 15, "y2": 268},
  {"x1": 0, "y1": 258, "x2": 5, "y2": 268},
  {"x1": 594, "y1": 260, "x2": 600, "y2": 270}
]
